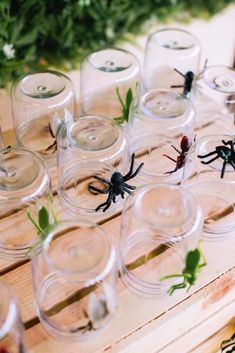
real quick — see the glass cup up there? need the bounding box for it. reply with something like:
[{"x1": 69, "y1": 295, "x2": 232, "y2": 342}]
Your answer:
[
  {"x1": 123, "y1": 133, "x2": 188, "y2": 186},
  {"x1": 0, "y1": 147, "x2": 51, "y2": 259},
  {"x1": 80, "y1": 48, "x2": 141, "y2": 120},
  {"x1": 57, "y1": 114, "x2": 126, "y2": 174},
  {"x1": 32, "y1": 220, "x2": 117, "y2": 340},
  {"x1": 0, "y1": 280, "x2": 28, "y2": 353},
  {"x1": 11, "y1": 70, "x2": 76, "y2": 162},
  {"x1": 192, "y1": 65, "x2": 235, "y2": 129},
  {"x1": 143, "y1": 28, "x2": 201, "y2": 93},
  {"x1": 183, "y1": 134, "x2": 235, "y2": 240},
  {"x1": 120, "y1": 183, "x2": 203, "y2": 297},
  {"x1": 128, "y1": 89, "x2": 195, "y2": 141}
]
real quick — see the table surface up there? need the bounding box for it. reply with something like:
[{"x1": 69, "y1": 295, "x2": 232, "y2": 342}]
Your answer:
[{"x1": 0, "y1": 5, "x2": 235, "y2": 353}]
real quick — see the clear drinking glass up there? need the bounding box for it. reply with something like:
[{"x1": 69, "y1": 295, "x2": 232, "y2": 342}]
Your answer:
[
  {"x1": 128, "y1": 89, "x2": 195, "y2": 141},
  {"x1": 12, "y1": 70, "x2": 76, "y2": 162},
  {"x1": 120, "y1": 183, "x2": 203, "y2": 297},
  {"x1": 0, "y1": 280, "x2": 28, "y2": 353},
  {"x1": 123, "y1": 133, "x2": 187, "y2": 186},
  {"x1": 183, "y1": 134, "x2": 235, "y2": 240},
  {"x1": 192, "y1": 65, "x2": 235, "y2": 129},
  {"x1": 57, "y1": 114, "x2": 127, "y2": 219},
  {"x1": 143, "y1": 28, "x2": 201, "y2": 93},
  {"x1": 80, "y1": 48, "x2": 141, "y2": 120},
  {"x1": 32, "y1": 220, "x2": 117, "y2": 340},
  {"x1": 57, "y1": 114, "x2": 126, "y2": 174},
  {"x1": 0, "y1": 147, "x2": 51, "y2": 259}
]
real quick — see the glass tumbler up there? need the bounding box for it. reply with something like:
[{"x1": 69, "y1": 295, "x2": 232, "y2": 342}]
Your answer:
[
  {"x1": 128, "y1": 89, "x2": 195, "y2": 141},
  {"x1": 32, "y1": 220, "x2": 117, "y2": 340},
  {"x1": 80, "y1": 48, "x2": 141, "y2": 120},
  {"x1": 120, "y1": 183, "x2": 203, "y2": 297},
  {"x1": 183, "y1": 134, "x2": 235, "y2": 240},
  {"x1": 57, "y1": 115, "x2": 127, "y2": 219},
  {"x1": 123, "y1": 133, "x2": 189, "y2": 186},
  {"x1": 12, "y1": 70, "x2": 76, "y2": 161},
  {"x1": 0, "y1": 280, "x2": 28, "y2": 353},
  {"x1": 143, "y1": 28, "x2": 201, "y2": 93},
  {"x1": 192, "y1": 65, "x2": 235, "y2": 129},
  {"x1": 0, "y1": 147, "x2": 51, "y2": 259}
]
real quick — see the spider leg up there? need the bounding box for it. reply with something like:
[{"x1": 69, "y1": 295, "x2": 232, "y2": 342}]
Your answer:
[
  {"x1": 221, "y1": 160, "x2": 227, "y2": 179},
  {"x1": 200, "y1": 155, "x2": 220, "y2": 165},
  {"x1": 88, "y1": 185, "x2": 109, "y2": 194},
  {"x1": 112, "y1": 194, "x2": 116, "y2": 203},
  {"x1": 93, "y1": 175, "x2": 111, "y2": 185},
  {"x1": 171, "y1": 145, "x2": 181, "y2": 154},
  {"x1": 164, "y1": 165, "x2": 179, "y2": 174},
  {"x1": 45, "y1": 140, "x2": 57, "y2": 152},
  {"x1": 174, "y1": 68, "x2": 185, "y2": 78},
  {"x1": 163, "y1": 154, "x2": 177, "y2": 163},
  {"x1": 197, "y1": 150, "x2": 217, "y2": 158},
  {"x1": 121, "y1": 192, "x2": 125, "y2": 199},
  {"x1": 124, "y1": 162, "x2": 144, "y2": 181},
  {"x1": 229, "y1": 160, "x2": 235, "y2": 170},
  {"x1": 171, "y1": 85, "x2": 183, "y2": 88},
  {"x1": 95, "y1": 191, "x2": 113, "y2": 212},
  {"x1": 123, "y1": 183, "x2": 136, "y2": 190},
  {"x1": 123, "y1": 187, "x2": 133, "y2": 195},
  {"x1": 222, "y1": 139, "x2": 235, "y2": 152},
  {"x1": 123, "y1": 153, "x2": 135, "y2": 179}
]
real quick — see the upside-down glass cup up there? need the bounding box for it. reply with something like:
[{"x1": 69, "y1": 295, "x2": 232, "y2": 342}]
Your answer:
[
  {"x1": 182, "y1": 134, "x2": 235, "y2": 241},
  {"x1": 128, "y1": 89, "x2": 195, "y2": 142},
  {"x1": 143, "y1": 28, "x2": 201, "y2": 93},
  {"x1": 32, "y1": 220, "x2": 117, "y2": 341},
  {"x1": 123, "y1": 133, "x2": 187, "y2": 186},
  {"x1": 0, "y1": 280, "x2": 28, "y2": 353},
  {"x1": 192, "y1": 65, "x2": 235, "y2": 129},
  {"x1": 57, "y1": 115, "x2": 127, "y2": 220},
  {"x1": 0, "y1": 147, "x2": 51, "y2": 259},
  {"x1": 12, "y1": 70, "x2": 76, "y2": 163},
  {"x1": 80, "y1": 48, "x2": 141, "y2": 120},
  {"x1": 120, "y1": 183, "x2": 203, "y2": 298}
]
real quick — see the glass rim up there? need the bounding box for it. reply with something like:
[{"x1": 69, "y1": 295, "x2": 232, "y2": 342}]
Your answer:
[
  {"x1": 11, "y1": 69, "x2": 73, "y2": 99},
  {"x1": 0, "y1": 146, "x2": 50, "y2": 195},
  {"x1": 122, "y1": 183, "x2": 203, "y2": 238},
  {"x1": 58, "y1": 161, "x2": 118, "y2": 215},
  {"x1": 140, "y1": 88, "x2": 194, "y2": 121},
  {"x1": 202, "y1": 65, "x2": 235, "y2": 94},
  {"x1": 0, "y1": 281, "x2": 17, "y2": 339},
  {"x1": 84, "y1": 46, "x2": 141, "y2": 73},
  {"x1": 65, "y1": 114, "x2": 123, "y2": 152},
  {"x1": 42, "y1": 219, "x2": 116, "y2": 281},
  {"x1": 119, "y1": 233, "x2": 185, "y2": 295},
  {"x1": 148, "y1": 27, "x2": 200, "y2": 50}
]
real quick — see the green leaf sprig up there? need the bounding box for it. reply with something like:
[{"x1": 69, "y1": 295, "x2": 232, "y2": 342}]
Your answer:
[
  {"x1": 114, "y1": 87, "x2": 133, "y2": 124},
  {"x1": 27, "y1": 195, "x2": 58, "y2": 244},
  {"x1": 160, "y1": 242, "x2": 207, "y2": 295}
]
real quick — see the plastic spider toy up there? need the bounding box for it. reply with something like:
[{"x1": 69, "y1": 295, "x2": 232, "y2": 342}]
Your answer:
[
  {"x1": 163, "y1": 135, "x2": 193, "y2": 174},
  {"x1": 171, "y1": 69, "x2": 194, "y2": 96},
  {"x1": 88, "y1": 153, "x2": 144, "y2": 212},
  {"x1": 197, "y1": 139, "x2": 235, "y2": 179}
]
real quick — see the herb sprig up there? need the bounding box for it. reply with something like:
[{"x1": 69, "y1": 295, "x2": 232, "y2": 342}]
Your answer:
[
  {"x1": 160, "y1": 242, "x2": 207, "y2": 295},
  {"x1": 114, "y1": 87, "x2": 133, "y2": 124},
  {"x1": 27, "y1": 195, "x2": 58, "y2": 245}
]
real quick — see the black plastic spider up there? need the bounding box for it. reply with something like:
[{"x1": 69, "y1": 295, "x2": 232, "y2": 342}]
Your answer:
[
  {"x1": 88, "y1": 153, "x2": 144, "y2": 212},
  {"x1": 197, "y1": 139, "x2": 235, "y2": 178},
  {"x1": 171, "y1": 69, "x2": 195, "y2": 96}
]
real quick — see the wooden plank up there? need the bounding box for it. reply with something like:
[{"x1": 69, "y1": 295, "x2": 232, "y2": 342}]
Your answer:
[{"x1": 23, "y1": 267, "x2": 235, "y2": 353}]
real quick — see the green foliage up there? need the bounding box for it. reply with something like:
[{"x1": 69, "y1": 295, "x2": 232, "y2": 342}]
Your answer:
[
  {"x1": 27, "y1": 196, "x2": 58, "y2": 244},
  {"x1": 160, "y1": 242, "x2": 207, "y2": 295},
  {"x1": 114, "y1": 87, "x2": 133, "y2": 124},
  {"x1": 0, "y1": 0, "x2": 233, "y2": 87}
]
